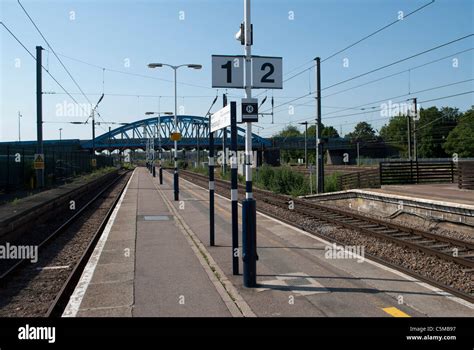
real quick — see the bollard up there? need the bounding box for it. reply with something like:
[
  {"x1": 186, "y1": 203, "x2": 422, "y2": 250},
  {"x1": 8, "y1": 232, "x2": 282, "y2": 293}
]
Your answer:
[
  {"x1": 242, "y1": 198, "x2": 257, "y2": 287},
  {"x1": 174, "y1": 170, "x2": 179, "y2": 201},
  {"x1": 159, "y1": 166, "x2": 163, "y2": 184},
  {"x1": 152, "y1": 165, "x2": 156, "y2": 177}
]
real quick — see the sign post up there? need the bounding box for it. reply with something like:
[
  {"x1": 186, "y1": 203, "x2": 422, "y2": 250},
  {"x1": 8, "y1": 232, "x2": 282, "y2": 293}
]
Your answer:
[
  {"x1": 230, "y1": 102, "x2": 239, "y2": 275},
  {"x1": 241, "y1": 0, "x2": 257, "y2": 288},
  {"x1": 210, "y1": 0, "x2": 282, "y2": 286}
]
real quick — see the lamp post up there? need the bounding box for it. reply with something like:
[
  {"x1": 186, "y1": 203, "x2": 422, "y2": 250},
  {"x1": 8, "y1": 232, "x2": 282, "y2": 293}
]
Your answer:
[
  {"x1": 18, "y1": 112, "x2": 22, "y2": 142},
  {"x1": 299, "y1": 121, "x2": 308, "y2": 167},
  {"x1": 147, "y1": 63, "x2": 202, "y2": 201},
  {"x1": 146, "y1": 111, "x2": 172, "y2": 184},
  {"x1": 59, "y1": 128, "x2": 62, "y2": 141},
  {"x1": 193, "y1": 120, "x2": 203, "y2": 167}
]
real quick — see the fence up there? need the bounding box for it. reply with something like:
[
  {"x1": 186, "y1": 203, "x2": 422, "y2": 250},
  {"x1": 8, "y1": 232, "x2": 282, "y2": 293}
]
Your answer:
[
  {"x1": 380, "y1": 161, "x2": 455, "y2": 185},
  {"x1": 458, "y1": 161, "x2": 474, "y2": 190},
  {"x1": 337, "y1": 168, "x2": 380, "y2": 190},
  {"x1": 0, "y1": 145, "x2": 114, "y2": 193}
]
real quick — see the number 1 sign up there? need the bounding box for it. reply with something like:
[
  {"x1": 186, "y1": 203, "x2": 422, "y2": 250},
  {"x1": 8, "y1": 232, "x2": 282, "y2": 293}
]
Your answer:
[{"x1": 212, "y1": 55, "x2": 244, "y2": 88}]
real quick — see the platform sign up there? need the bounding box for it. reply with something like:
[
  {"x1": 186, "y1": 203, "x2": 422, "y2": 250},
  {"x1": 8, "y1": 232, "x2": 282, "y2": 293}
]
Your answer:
[
  {"x1": 241, "y1": 98, "x2": 258, "y2": 122},
  {"x1": 210, "y1": 104, "x2": 231, "y2": 132},
  {"x1": 212, "y1": 55, "x2": 244, "y2": 88},
  {"x1": 170, "y1": 132, "x2": 182, "y2": 141},
  {"x1": 252, "y1": 56, "x2": 283, "y2": 89},
  {"x1": 33, "y1": 153, "x2": 44, "y2": 170}
]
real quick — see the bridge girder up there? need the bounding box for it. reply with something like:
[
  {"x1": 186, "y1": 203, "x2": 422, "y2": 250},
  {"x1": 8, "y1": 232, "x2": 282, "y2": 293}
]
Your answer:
[{"x1": 82, "y1": 115, "x2": 271, "y2": 151}]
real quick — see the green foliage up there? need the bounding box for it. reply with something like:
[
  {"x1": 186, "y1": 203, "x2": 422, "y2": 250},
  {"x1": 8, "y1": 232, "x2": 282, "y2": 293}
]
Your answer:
[
  {"x1": 192, "y1": 165, "x2": 209, "y2": 176},
  {"x1": 254, "y1": 165, "x2": 309, "y2": 196},
  {"x1": 380, "y1": 115, "x2": 408, "y2": 157},
  {"x1": 443, "y1": 107, "x2": 474, "y2": 157},
  {"x1": 346, "y1": 122, "x2": 377, "y2": 142},
  {"x1": 324, "y1": 172, "x2": 341, "y2": 193},
  {"x1": 307, "y1": 124, "x2": 340, "y2": 138},
  {"x1": 417, "y1": 107, "x2": 459, "y2": 158},
  {"x1": 274, "y1": 125, "x2": 301, "y2": 137}
]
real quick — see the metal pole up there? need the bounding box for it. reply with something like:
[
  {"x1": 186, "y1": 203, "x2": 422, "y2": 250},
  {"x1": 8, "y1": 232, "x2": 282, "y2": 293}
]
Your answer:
[
  {"x1": 158, "y1": 115, "x2": 163, "y2": 184},
  {"x1": 407, "y1": 112, "x2": 412, "y2": 161},
  {"x1": 36, "y1": 46, "x2": 44, "y2": 188},
  {"x1": 222, "y1": 93, "x2": 228, "y2": 175},
  {"x1": 209, "y1": 114, "x2": 216, "y2": 247},
  {"x1": 152, "y1": 124, "x2": 156, "y2": 177},
  {"x1": 229, "y1": 102, "x2": 239, "y2": 275},
  {"x1": 174, "y1": 68, "x2": 179, "y2": 200},
  {"x1": 242, "y1": 0, "x2": 257, "y2": 288},
  {"x1": 18, "y1": 112, "x2": 22, "y2": 142},
  {"x1": 315, "y1": 57, "x2": 324, "y2": 194},
  {"x1": 197, "y1": 123, "x2": 200, "y2": 167},
  {"x1": 413, "y1": 97, "x2": 418, "y2": 162}
]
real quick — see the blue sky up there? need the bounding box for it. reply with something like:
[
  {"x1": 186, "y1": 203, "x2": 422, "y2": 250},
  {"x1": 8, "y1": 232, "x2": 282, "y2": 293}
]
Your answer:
[{"x1": 1, "y1": 0, "x2": 473, "y2": 142}]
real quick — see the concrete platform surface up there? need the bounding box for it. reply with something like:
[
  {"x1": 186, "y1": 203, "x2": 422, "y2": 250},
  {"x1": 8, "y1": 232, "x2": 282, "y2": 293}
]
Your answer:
[
  {"x1": 371, "y1": 183, "x2": 473, "y2": 208},
  {"x1": 64, "y1": 168, "x2": 474, "y2": 317}
]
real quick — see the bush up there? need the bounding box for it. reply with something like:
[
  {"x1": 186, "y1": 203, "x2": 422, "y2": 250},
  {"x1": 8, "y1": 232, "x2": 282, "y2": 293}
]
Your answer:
[
  {"x1": 254, "y1": 165, "x2": 310, "y2": 196},
  {"x1": 324, "y1": 172, "x2": 341, "y2": 193}
]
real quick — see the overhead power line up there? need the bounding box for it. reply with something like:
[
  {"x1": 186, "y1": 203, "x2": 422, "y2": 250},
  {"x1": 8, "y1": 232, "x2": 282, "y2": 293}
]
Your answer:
[
  {"x1": 0, "y1": 21, "x2": 92, "y2": 119},
  {"x1": 56, "y1": 52, "x2": 214, "y2": 91},
  {"x1": 262, "y1": 33, "x2": 474, "y2": 114},
  {"x1": 17, "y1": 0, "x2": 93, "y2": 108}
]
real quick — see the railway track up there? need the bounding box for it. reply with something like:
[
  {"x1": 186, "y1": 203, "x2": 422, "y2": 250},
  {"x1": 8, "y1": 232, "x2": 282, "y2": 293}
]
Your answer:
[
  {"x1": 0, "y1": 169, "x2": 132, "y2": 317},
  {"x1": 179, "y1": 169, "x2": 473, "y2": 302}
]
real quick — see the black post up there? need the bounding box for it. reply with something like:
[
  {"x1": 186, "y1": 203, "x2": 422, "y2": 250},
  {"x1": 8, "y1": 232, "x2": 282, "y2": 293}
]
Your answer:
[
  {"x1": 6, "y1": 146, "x2": 10, "y2": 191},
  {"x1": 36, "y1": 46, "x2": 44, "y2": 188},
  {"x1": 316, "y1": 57, "x2": 324, "y2": 193},
  {"x1": 209, "y1": 117, "x2": 216, "y2": 247},
  {"x1": 222, "y1": 93, "x2": 228, "y2": 175},
  {"x1": 230, "y1": 102, "x2": 239, "y2": 275},
  {"x1": 407, "y1": 115, "x2": 412, "y2": 161}
]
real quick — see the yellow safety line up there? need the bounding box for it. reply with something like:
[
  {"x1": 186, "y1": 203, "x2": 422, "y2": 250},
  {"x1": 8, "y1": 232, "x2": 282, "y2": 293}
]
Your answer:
[{"x1": 382, "y1": 307, "x2": 411, "y2": 317}]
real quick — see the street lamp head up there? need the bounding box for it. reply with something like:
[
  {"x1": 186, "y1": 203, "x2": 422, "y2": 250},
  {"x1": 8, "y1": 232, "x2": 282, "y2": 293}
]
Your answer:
[
  {"x1": 145, "y1": 112, "x2": 155, "y2": 115},
  {"x1": 164, "y1": 112, "x2": 174, "y2": 115},
  {"x1": 187, "y1": 64, "x2": 202, "y2": 69},
  {"x1": 148, "y1": 63, "x2": 163, "y2": 68}
]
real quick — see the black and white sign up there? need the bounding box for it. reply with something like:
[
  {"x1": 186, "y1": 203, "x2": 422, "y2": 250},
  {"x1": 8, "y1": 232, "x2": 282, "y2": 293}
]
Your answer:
[
  {"x1": 252, "y1": 56, "x2": 282, "y2": 89},
  {"x1": 212, "y1": 55, "x2": 244, "y2": 88},
  {"x1": 210, "y1": 104, "x2": 231, "y2": 132},
  {"x1": 241, "y1": 98, "x2": 258, "y2": 122}
]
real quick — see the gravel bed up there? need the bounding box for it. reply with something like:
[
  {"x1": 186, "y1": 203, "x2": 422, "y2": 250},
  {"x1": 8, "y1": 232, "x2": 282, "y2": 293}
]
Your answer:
[
  {"x1": 181, "y1": 171, "x2": 473, "y2": 296},
  {"x1": 0, "y1": 172, "x2": 131, "y2": 317}
]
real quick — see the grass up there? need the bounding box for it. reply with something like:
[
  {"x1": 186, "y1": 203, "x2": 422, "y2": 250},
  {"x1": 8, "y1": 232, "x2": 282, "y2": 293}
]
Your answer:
[{"x1": 188, "y1": 164, "x2": 342, "y2": 196}]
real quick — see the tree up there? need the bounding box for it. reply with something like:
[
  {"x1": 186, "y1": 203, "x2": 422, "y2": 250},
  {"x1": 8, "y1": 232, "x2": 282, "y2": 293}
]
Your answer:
[
  {"x1": 346, "y1": 122, "x2": 377, "y2": 142},
  {"x1": 307, "y1": 124, "x2": 340, "y2": 138},
  {"x1": 379, "y1": 115, "x2": 408, "y2": 157},
  {"x1": 273, "y1": 125, "x2": 302, "y2": 163},
  {"x1": 443, "y1": 107, "x2": 474, "y2": 157},
  {"x1": 274, "y1": 125, "x2": 301, "y2": 138},
  {"x1": 417, "y1": 107, "x2": 459, "y2": 158}
]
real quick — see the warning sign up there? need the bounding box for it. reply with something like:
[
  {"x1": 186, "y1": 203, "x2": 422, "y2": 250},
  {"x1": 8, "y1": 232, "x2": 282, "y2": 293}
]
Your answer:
[
  {"x1": 170, "y1": 132, "x2": 182, "y2": 141},
  {"x1": 91, "y1": 158, "x2": 97, "y2": 167},
  {"x1": 34, "y1": 154, "x2": 44, "y2": 170}
]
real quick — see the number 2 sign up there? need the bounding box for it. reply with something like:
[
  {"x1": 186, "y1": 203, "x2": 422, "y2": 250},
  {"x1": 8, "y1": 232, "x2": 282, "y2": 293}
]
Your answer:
[{"x1": 251, "y1": 56, "x2": 282, "y2": 89}]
